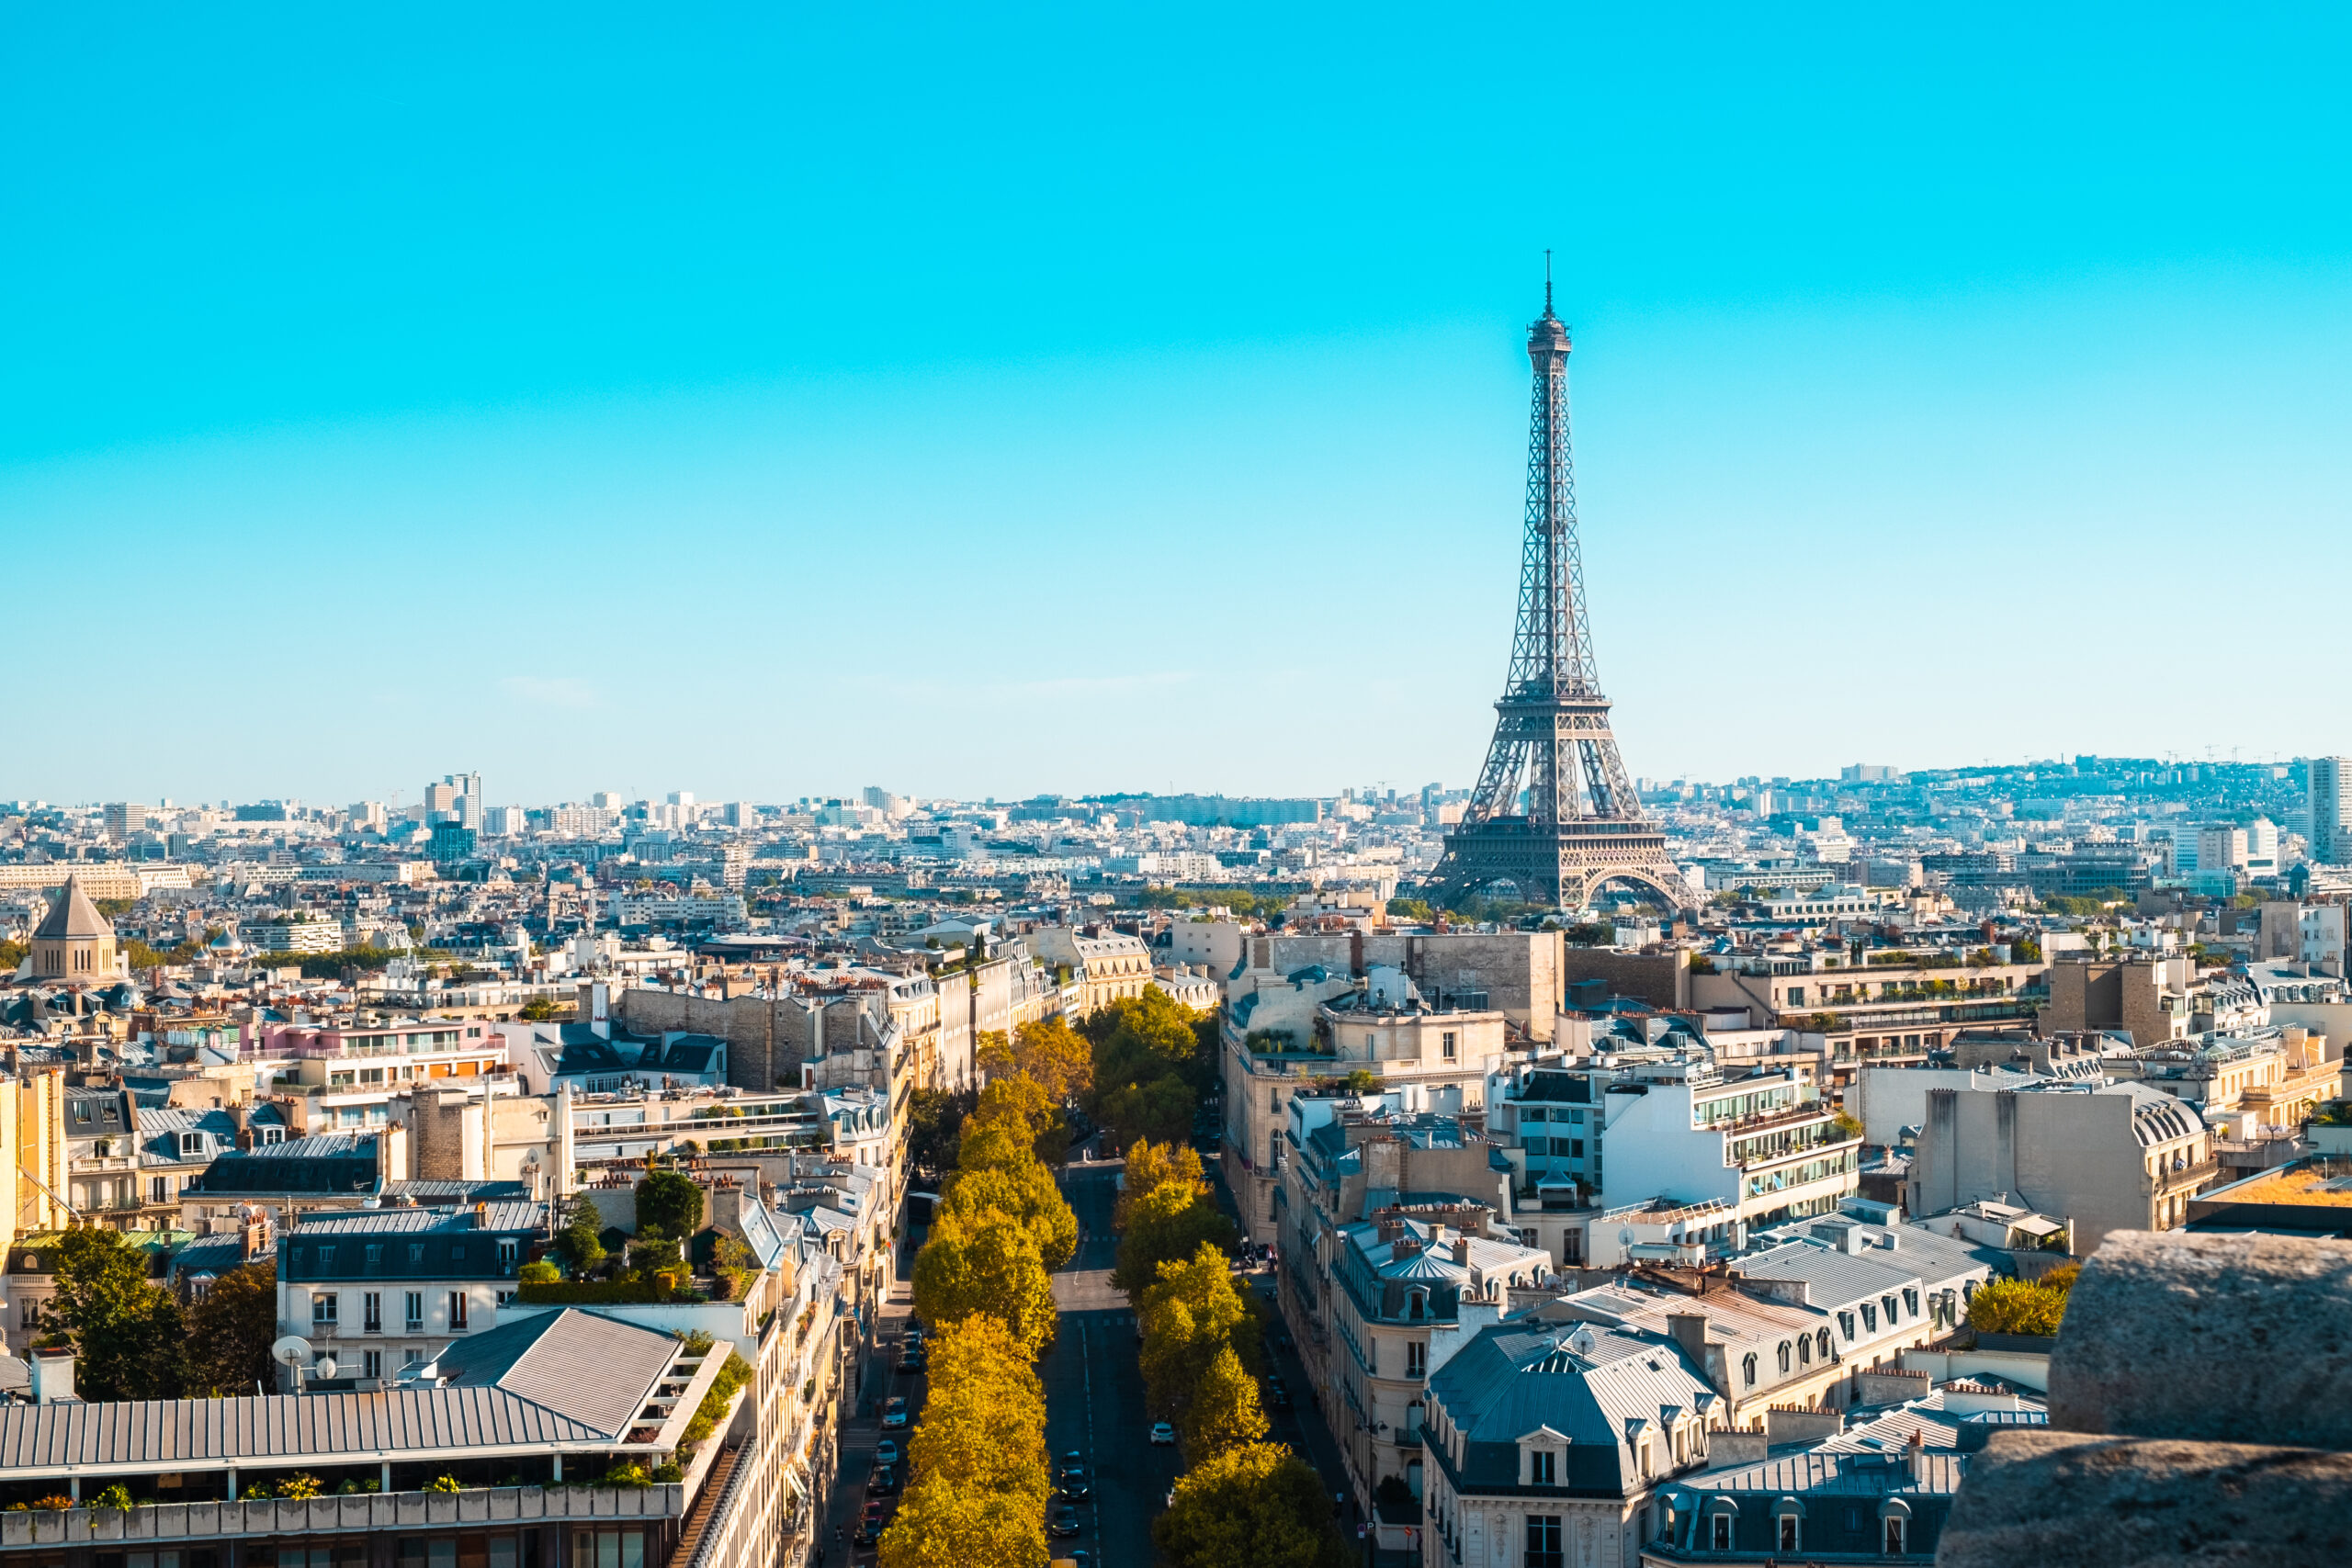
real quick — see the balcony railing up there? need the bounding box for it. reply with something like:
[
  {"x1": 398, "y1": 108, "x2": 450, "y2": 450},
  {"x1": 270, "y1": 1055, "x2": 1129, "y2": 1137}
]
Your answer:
[{"x1": 0, "y1": 1485, "x2": 684, "y2": 1550}]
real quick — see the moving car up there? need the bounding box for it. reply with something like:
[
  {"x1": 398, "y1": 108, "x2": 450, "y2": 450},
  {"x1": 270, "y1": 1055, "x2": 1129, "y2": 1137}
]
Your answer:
[
  {"x1": 867, "y1": 1465, "x2": 899, "y2": 1495},
  {"x1": 854, "y1": 1503, "x2": 887, "y2": 1545},
  {"x1": 882, "y1": 1395, "x2": 910, "y2": 1428},
  {"x1": 1056, "y1": 1453, "x2": 1089, "y2": 1499},
  {"x1": 1050, "y1": 1506, "x2": 1081, "y2": 1539},
  {"x1": 1149, "y1": 1421, "x2": 1177, "y2": 1446},
  {"x1": 876, "y1": 1438, "x2": 901, "y2": 1468}
]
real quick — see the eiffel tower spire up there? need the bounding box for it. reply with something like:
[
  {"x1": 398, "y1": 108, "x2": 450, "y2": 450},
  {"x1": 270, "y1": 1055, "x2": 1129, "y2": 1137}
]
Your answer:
[{"x1": 1425, "y1": 286, "x2": 1692, "y2": 911}]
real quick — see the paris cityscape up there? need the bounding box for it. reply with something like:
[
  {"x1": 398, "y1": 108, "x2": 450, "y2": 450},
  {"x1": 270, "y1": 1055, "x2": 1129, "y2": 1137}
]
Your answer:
[{"x1": 6, "y1": 10, "x2": 2351, "y2": 1568}]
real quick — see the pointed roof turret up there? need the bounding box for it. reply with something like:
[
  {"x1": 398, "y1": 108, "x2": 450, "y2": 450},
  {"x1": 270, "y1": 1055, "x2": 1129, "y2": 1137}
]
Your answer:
[{"x1": 34, "y1": 876, "x2": 113, "y2": 942}]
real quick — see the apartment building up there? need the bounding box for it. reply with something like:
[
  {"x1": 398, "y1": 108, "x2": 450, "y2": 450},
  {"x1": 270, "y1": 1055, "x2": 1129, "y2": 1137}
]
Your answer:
[
  {"x1": 1593, "y1": 1059, "x2": 1861, "y2": 1235},
  {"x1": 274, "y1": 1201, "x2": 548, "y2": 1382},
  {"x1": 1908, "y1": 1080, "x2": 2215, "y2": 1252},
  {"x1": 1031, "y1": 924, "x2": 1155, "y2": 1013}
]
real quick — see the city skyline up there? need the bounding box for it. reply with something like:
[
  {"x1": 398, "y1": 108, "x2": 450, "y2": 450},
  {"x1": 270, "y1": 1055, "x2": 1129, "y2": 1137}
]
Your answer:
[{"x1": 7, "y1": 8, "x2": 2350, "y2": 801}]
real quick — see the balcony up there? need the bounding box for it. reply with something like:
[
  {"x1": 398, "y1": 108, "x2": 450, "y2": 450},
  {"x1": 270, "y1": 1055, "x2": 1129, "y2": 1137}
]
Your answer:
[{"x1": 0, "y1": 1485, "x2": 684, "y2": 1551}]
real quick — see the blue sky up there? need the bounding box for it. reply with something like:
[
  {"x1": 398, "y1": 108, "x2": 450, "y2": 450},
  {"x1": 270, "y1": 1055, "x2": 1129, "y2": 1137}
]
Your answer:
[{"x1": 6, "y1": 6, "x2": 2349, "y2": 807}]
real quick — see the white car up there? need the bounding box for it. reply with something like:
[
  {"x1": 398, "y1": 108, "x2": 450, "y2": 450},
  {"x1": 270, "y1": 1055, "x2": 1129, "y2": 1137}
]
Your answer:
[{"x1": 1149, "y1": 1421, "x2": 1177, "y2": 1446}]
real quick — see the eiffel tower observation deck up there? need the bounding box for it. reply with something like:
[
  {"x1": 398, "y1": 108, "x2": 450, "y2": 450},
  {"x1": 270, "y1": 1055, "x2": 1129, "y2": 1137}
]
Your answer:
[{"x1": 1425, "y1": 283, "x2": 1693, "y2": 912}]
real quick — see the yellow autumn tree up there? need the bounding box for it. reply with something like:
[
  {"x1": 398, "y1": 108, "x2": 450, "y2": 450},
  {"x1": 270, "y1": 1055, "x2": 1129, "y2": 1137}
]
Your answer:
[
  {"x1": 1154, "y1": 1442, "x2": 1345, "y2": 1568},
  {"x1": 1116, "y1": 1137, "x2": 1207, "y2": 1230},
  {"x1": 911, "y1": 1206, "x2": 1058, "y2": 1357},
  {"x1": 940, "y1": 1161, "x2": 1079, "y2": 1272}
]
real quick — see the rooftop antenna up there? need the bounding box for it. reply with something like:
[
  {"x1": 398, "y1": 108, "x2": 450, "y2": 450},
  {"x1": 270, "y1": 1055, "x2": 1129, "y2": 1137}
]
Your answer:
[{"x1": 1544, "y1": 249, "x2": 1554, "y2": 313}]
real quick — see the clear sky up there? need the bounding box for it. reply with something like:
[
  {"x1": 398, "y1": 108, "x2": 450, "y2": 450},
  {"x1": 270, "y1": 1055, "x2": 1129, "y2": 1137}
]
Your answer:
[{"x1": 7, "y1": 6, "x2": 2349, "y2": 808}]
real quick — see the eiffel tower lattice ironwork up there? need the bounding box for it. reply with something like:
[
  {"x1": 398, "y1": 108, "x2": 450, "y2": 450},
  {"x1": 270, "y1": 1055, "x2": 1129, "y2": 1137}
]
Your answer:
[{"x1": 1425, "y1": 284, "x2": 1693, "y2": 911}]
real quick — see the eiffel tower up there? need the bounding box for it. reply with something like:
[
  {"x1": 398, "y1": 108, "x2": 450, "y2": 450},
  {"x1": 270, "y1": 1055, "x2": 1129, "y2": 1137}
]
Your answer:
[{"x1": 1425, "y1": 280, "x2": 1692, "y2": 911}]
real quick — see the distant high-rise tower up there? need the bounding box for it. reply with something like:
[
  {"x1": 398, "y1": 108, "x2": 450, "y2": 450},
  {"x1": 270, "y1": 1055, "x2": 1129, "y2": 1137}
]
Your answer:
[
  {"x1": 1425, "y1": 286, "x2": 1691, "y2": 911},
  {"x1": 2312, "y1": 758, "x2": 2351, "y2": 865}
]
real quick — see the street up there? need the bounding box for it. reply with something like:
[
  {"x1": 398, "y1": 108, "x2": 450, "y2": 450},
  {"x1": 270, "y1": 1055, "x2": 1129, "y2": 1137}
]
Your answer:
[{"x1": 1044, "y1": 1160, "x2": 1358, "y2": 1567}]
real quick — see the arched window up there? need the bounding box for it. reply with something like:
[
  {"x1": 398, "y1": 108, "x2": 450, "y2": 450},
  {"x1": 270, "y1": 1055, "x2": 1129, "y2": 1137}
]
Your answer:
[
  {"x1": 1817, "y1": 1328, "x2": 1832, "y2": 1360},
  {"x1": 1884, "y1": 1517, "x2": 1906, "y2": 1553},
  {"x1": 1741, "y1": 1353, "x2": 1757, "y2": 1387},
  {"x1": 1777, "y1": 1341, "x2": 1792, "y2": 1374},
  {"x1": 1797, "y1": 1334, "x2": 1811, "y2": 1366}
]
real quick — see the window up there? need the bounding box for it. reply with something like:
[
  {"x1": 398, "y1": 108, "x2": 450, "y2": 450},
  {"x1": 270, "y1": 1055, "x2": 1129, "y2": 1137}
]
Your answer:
[
  {"x1": 1860, "y1": 1302, "x2": 1878, "y2": 1333},
  {"x1": 1838, "y1": 1312, "x2": 1856, "y2": 1342},
  {"x1": 498, "y1": 1238, "x2": 519, "y2": 1272},
  {"x1": 1777, "y1": 1340, "x2": 1792, "y2": 1373},
  {"x1": 1779, "y1": 1516, "x2": 1800, "y2": 1552},
  {"x1": 405, "y1": 1291, "x2": 424, "y2": 1332},
  {"x1": 449, "y1": 1291, "x2": 469, "y2": 1329},
  {"x1": 1883, "y1": 1293, "x2": 1900, "y2": 1324},
  {"x1": 409, "y1": 1244, "x2": 425, "y2": 1265},
  {"x1": 150, "y1": 1177, "x2": 169, "y2": 1203},
  {"x1": 1711, "y1": 1515, "x2": 1732, "y2": 1551},
  {"x1": 1442, "y1": 1031, "x2": 1457, "y2": 1060},
  {"x1": 1524, "y1": 1515, "x2": 1562, "y2": 1568},
  {"x1": 1741, "y1": 1353, "x2": 1757, "y2": 1387},
  {"x1": 1408, "y1": 1341, "x2": 1427, "y2": 1377},
  {"x1": 450, "y1": 1245, "x2": 466, "y2": 1263},
  {"x1": 1903, "y1": 1287, "x2": 1920, "y2": 1319},
  {"x1": 1523, "y1": 1136, "x2": 1549, "y2": 1156},
  {"x1": 311, "y1": 1292, "x2": 337, "y2": 1325},
  {"x1": 362, "y1": 1349, "x2": 383, "y2": 1380},
  {"x1": 571, "y1": 1531, "x2": 646, "y2": 1568},
  {"x1": 317, "y1": 1246, "x2": 336, "y2": 1269},
  {"x1": 73, "y1": 1102, "x2": 91, "y2": 1124},
  {"x1": 1530, "y1": 1450, "x2": 1555, "y2": 1484},
  {"x1": 1817, "y1": 1328, "x2": 1833, "y2": 1360},
  {"x1": 1786, "y1": 987, "x2": 1805, "y2": 1006},
  {"x1": 363, "y1": 1292, "x2": 383, "y2": 1332},
  {"x1": 1883, "y1": 1517, "x2": 1905, "y2": 1553},
  {"x1": 178, "y1": 1132, "x2": 204, "y2": 1156},
  {"x1": 1797, "y1": 1333, "x2": 1811, "y2": 1366},
  {"x1": 258, "y1": 1126, "x2": 285, "y2": 1145},
  {"x1": 366, "y1": 1244, "x2": 383, "y2": 1266},
  {"x1": 1408, "y1": 1289, "x2": 1427, "y2": 1322}
]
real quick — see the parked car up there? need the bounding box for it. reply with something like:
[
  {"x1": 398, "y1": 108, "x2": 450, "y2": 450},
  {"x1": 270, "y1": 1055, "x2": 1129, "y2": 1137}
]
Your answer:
[
  {"x1": 1057, "y1": 1453, "x2": 1089, "y2": 1499},
  {"x1": 1050, "y1": 1506, "x2": 1081, "y2": 1538},
  {"x1": 868, "y1": 1465, "x2": 899, "y2": 1495},
  {"x1": 883, "y1": 1395, "x2": 910, "y2": 1428},
  {"x1": 899, "y1": 1350, "x2": 927, "y2": 1373},
  {"x1": 854, "y1": 1503, "x2": 887, "y2": 1545},
  {"x1": 875, "y1": 1438, "x2": 901, "y2": 1468},
  {"x1": 1149, "y1": 1421, "x2": 1177, "y2": 1446}
]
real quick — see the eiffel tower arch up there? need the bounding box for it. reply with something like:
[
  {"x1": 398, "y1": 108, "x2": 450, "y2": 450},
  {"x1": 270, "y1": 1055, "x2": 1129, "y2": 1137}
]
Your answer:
[{"x1": 1424, "y1": 285, "x2": 1693, "y2": 913}]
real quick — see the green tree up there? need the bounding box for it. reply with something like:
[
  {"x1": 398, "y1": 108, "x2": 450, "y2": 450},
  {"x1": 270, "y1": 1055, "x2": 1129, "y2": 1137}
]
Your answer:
[
  {"x1": 1184, "y1": 1344, "x2": 1270, "y2": 1458},
  {"x1": 1091, "y1": 987, "x2": 1214, "y2": 1093},
  {"x1": 1117, "y1": 1138, "x2": 1206, "y2": 1231},
  {"x1": 184, "y1": 1260, "x2": 280, "y2": 1395},
  {"x1": 940, "y1": 1162, "x2": 1079, "y2": 1272},
  {"x1": 636, "y1": 1168, "x2": 704, "y2": 1240},
  {"x1": 1154, "y1": 1442, "x2": 1346, "y2": 1568},
  {"x1": 1092, "y1": 1073, "x2": 1196, "y2": 1154},
  {"x1": 1139, "y1": 1242, "x2": 1263, "y2": 1425},
  {"x1": 907, "y1": 1086, "x2": 978, "y2": 1176},
  {"x1": 1114, "y1": 1183, "x2": 1238, "y2": 1300},
  {"x1": 553, "y1": 1201, "x2": 608, "y2": 1274},
  {"x1": 46, "y1": 1229, "x2": 184, "y2": 1401},
  {"x1": 911, "y1": 1208, "x2": 1059, "y2": 1357}
]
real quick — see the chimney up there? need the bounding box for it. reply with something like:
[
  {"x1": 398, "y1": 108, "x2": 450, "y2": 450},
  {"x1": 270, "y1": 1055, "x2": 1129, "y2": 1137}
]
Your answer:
[
  {"x1": 1452, "y1": 1236, "x2": 1471, "y2": 1266},
  {"x1": 1665, "y1": 1311, "x2": 1711, "y2": 1368},
  {"x1": 29, "y1": 1348, "x2": 75, "y2": 1404},
  {"x1": 1906, "y1": 1426, "x2": 1929, "y2": 1484}
]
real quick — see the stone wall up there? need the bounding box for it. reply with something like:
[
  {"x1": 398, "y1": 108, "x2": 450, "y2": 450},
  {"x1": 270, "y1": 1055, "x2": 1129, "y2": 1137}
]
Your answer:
[{"x1": 1939, "y1": 1229, "x2": 2352, "y2": 1567}]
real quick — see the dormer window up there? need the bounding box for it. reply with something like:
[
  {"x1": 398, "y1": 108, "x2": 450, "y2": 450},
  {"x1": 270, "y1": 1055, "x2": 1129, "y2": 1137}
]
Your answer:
[
  {"x1": 178, "y1": 1132, "x2": 204, "y2": 1157},
  {"x1": 1777, "y1": 1340, "x2": 1792, "y2": 1373},
  {"x1": 1838, "y1": 1311, "x2": 1856, "y2": 1341},
  {"x1": 1882, "y1": 1292, "x2": 1900, "y2": 1324},
  {"x1": 1408, "y1": 1288, "x2": 1427, "y2": 1321},
  {"x1": 1531, "y1": 1450, "x2": 1555, "y2": 1483},
  {"x1": 1817, "y1": 1328, "x2": 1833, "y2": 1359},
  {"x1": 1741, "y1": 1353, "x2": 1757, "y2": 1387},
  {"x1": 1860, "y1": 1302, "x2": 1878, "y2": 1333}
]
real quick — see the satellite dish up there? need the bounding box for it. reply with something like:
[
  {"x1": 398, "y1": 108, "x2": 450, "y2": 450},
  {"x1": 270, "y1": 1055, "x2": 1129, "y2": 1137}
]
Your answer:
[
  {"x1": 272, "y1": 1335, "x2": 314, "y2": 1367},
  {"x1": 313, "y1": 1356, "x2": 338, "y2": 1380},
  {"x1": 1618, "y1": 1228, "x2": 1635, "y2": 1250}
]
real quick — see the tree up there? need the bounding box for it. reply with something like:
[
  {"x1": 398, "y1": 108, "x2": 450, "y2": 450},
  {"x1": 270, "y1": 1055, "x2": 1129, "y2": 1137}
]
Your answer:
[
  {"x1": 1117, "y1": 1139, "x2": 1206, "y2": 1231},
  {"x1": 1092, "y1": 1073, "x2": 1196, "y2": 1155},
  {"x1": 636, "y1": 1168, "x2": 704, "y2": 1240},
  {"x1": 1091, "y1": 988, "x2": 1213, "y2": 1093},
  {"x1": 1000, "y1": 1017, "x2": 1095, "y2": 1103},
  {"x1": 907, "y1": 1085, "x2": 978, "y2": 1177},
  {"x1": 1966, "y1": 1268, "x2": 2077, "y2": 1337},
  {"x1": 1184, "y1": 1344, "x2": 1270, "y2": 1458},
  {"x1": 876, "y1": 1481, "x2": 1050, "y2": 1568},
  {"x1": 1153, "y1": 1442, "x2": 1346, "y2": 1568},
  {"x1": 46, "y1": 1229, "x2": 184, "y2": 1401},
  {"x1": 1115, "y1": 1183, "x2": 1237, "y2": 1300},
  {"x1": 907, "y1": 1316, "x2": 1049, "y2": 1503},
  {"x1": 553, "y1": 1201, "x2": 608, "y2": 1275},
  {"x1": 911, "y1": 1208, "x2": 1059, "y2": 1357},
  {"x1": 185, "y1": 1260, "x2": 280, "y2": 1395},
  {"x1": 1139, "y1": 1242, "x2": 1263, "y2": 1424},
  {"x1": 941, "y1": 1162, "x2": 1079, "y2": 1272}
]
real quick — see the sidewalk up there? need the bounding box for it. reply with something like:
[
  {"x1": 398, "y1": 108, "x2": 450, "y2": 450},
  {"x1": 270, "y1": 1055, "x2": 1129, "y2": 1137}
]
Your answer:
[{"x1": 813, "y1": 1274, "x2": 917, "y2": 1567}]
